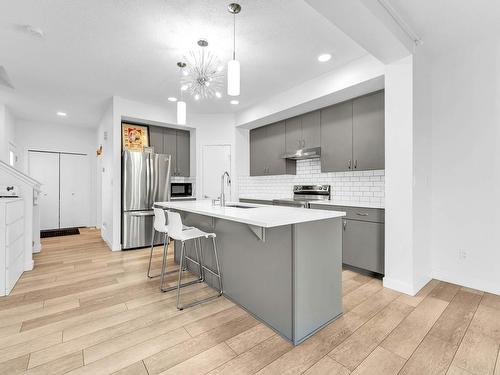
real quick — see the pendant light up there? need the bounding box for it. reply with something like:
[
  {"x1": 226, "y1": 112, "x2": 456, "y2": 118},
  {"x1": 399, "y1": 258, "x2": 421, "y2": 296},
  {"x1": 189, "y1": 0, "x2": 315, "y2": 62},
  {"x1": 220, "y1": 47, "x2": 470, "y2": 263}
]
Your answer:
[
  {"x1": 177, "y1": 62, "x2": 187, "y2": 125},
  {"x1": 227, "y1": 3, "x2": 241, "y2": 96}
]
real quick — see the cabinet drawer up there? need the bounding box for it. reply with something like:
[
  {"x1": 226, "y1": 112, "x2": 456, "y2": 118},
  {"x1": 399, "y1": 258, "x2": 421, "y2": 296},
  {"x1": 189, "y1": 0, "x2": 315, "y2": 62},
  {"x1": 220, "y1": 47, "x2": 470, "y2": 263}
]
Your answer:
[
  {"x1": 6, "y1": 235, "x2": 24, "y2": 265},
  {"x1": 6, "y1": 217, "x2": 24, "y2": 245},
  {"x1": 343, "y1": 219, "x2": 384, "y2": 274},
  {"x1": 310, "y1": 204, "x2": 384, "y2": 223},
  {"x1": 6, "y1": 201, "x2": 23, "y2": 225}
]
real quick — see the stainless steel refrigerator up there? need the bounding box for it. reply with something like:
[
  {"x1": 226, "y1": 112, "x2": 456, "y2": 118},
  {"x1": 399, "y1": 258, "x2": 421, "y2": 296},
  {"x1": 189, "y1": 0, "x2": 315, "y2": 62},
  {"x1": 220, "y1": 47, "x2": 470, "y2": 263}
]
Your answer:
[{"x1": 121, "y1": 150, "x2": 171, "y2": 250}]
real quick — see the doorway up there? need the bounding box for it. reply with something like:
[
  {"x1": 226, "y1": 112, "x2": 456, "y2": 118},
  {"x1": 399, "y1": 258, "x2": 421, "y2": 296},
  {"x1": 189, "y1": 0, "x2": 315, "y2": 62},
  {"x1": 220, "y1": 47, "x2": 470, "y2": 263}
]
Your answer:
[
  {"x1": 28, "y1": 150, "x2": 90, "y2": 230},
  {"x1": 202, "y1": 145, "x2": 232, "y2": 200}
]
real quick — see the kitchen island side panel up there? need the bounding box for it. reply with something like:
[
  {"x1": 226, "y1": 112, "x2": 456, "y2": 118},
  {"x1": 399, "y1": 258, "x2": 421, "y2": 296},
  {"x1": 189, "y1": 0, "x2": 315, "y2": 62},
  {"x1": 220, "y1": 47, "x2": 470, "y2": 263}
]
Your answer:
[
  {"x1": 176, "y1": 211, "x2": 293, "y2": 340},
  {"x1": 293, "y1": 217, "x2": 343, "y2": 343}
]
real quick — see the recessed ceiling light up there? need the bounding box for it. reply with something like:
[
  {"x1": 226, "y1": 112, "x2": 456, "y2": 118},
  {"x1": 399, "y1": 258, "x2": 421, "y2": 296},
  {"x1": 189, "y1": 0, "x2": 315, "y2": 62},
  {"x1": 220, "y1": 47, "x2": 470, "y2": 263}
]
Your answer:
[
  {"x1": 181, "y1": 84, "x2": 188, "y2": 91},
  {"x1": 317, "y1": 53, "x2": 332, "y2": 62},
  {"x1": 230, "y1": 100, "x2": 239, "y2": 105},
  {"x1": 167, "y1": 97, "x2": 177, "y2": 102},
  {"x1": 215, "y1": 92, "x2": 222, "y2": 98},
  {"x1": 56, "y1": 111, "x2": 67, "y2": 117},
  {"x1": 194, "y1": 94, "x2": 200, "y2": 101}
]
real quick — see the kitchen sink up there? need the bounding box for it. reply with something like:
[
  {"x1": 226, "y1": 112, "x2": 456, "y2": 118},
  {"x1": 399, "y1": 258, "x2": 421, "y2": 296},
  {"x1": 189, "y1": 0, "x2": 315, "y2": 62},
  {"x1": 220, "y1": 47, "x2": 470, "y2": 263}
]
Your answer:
[{"x1": 224, "y1": 204, "x2": 257, "y2": 209}]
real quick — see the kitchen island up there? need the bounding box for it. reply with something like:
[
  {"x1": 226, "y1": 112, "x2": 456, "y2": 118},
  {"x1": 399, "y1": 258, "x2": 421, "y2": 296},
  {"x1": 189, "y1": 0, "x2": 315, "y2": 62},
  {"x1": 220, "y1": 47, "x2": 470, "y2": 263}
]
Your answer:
[{"x1": 154, "y1": 200, "x2": 345, "y2": 345}]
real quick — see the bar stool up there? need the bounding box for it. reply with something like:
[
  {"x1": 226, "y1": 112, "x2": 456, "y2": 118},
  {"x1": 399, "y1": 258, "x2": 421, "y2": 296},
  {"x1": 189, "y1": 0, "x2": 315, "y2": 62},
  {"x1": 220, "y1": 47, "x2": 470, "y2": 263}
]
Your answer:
[
  {"x1": 165, "y1": 210, "x2": 223, "y2": 310},
  {"x1": 147, "y1": 208, "x2": 192, "y2": 279}
]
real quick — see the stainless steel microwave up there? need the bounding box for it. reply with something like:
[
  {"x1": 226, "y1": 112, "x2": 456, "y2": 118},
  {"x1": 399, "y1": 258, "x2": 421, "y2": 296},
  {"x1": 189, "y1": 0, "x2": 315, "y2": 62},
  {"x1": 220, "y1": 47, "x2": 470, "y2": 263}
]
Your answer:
[{"x1": 170, "y1": 182, "x2": 193, "y2": 198}]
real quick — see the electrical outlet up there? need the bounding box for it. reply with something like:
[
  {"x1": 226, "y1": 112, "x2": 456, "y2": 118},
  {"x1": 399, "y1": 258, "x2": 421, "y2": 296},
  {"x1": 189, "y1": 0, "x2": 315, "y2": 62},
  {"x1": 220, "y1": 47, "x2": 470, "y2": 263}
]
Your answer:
[{"x1": 459, "y1": 249, "x2": 467, "y2": 260}]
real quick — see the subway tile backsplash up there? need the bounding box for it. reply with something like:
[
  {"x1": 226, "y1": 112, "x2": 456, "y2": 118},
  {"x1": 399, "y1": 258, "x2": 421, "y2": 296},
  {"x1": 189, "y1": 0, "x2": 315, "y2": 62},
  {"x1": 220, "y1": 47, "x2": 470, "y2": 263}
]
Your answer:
[{"x1": 238, "y1": 159, "x2": 385, "y2": 208}]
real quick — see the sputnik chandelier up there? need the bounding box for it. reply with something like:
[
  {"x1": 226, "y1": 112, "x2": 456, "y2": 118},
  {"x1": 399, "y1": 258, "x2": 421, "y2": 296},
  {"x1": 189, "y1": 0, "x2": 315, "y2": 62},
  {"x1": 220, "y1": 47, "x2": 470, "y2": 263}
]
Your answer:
[{"x1": 180, "y1": 39, "x2": 224, "y2": 101}]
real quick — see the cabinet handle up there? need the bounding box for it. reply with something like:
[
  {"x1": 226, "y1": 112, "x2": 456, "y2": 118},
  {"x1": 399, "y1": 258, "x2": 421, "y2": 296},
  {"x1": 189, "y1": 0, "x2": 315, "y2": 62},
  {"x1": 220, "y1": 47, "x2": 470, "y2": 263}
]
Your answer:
[
  {"x1": 302, "y1": 140, "x2": 305, "y2": 148},
  {"x1": 343, "y1": 220, "x2": 347, "y2": 230},
  {"x1": 348, "y1": 160, "x2": 351, "y2": 169},
  {"x1": 356, "y1": 212, "x2": 369, "y2": 217},
  {"x1": 354, "y1": 159, "x2": 358, "y2": 169}
]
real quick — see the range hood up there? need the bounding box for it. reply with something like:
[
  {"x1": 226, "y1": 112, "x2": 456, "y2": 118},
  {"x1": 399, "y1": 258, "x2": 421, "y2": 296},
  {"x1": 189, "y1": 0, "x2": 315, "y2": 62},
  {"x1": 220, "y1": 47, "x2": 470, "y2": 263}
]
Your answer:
[{"x1": 282, "y1": 147, "x2": 321, "y2": 160}]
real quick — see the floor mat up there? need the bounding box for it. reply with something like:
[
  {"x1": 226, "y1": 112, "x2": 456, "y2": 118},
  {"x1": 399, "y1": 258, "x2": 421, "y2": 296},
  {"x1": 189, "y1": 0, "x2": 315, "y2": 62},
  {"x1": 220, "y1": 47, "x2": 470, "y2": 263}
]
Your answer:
[{"x1": 41, "y1": 228, "x2": 80, "y2": 238}]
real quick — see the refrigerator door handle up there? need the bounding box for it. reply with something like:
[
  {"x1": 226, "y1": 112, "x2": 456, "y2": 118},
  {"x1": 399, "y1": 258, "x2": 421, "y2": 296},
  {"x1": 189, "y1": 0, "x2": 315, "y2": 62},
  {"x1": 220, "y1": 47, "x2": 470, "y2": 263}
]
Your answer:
[{"x1": 129, "y1": 211, "x2": 154, "y2": 217}]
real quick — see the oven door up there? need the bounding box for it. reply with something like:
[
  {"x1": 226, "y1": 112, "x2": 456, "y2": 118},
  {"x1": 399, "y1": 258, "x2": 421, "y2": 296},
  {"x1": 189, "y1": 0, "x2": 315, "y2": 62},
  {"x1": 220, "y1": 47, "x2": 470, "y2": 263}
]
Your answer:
[
  {"x1": 170, "y1": 183, "x2": 192, "y2": 198},
  {"x1": 272, "y1": 199, "x2": 309, "y2": 208}
]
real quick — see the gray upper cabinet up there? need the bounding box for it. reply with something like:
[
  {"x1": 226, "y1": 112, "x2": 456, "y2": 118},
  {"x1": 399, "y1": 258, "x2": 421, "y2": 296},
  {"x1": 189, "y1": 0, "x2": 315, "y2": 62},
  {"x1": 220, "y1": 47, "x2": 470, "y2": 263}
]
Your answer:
[
  {"x1": 353, "y1": 91, "x2": 385, "y2": 170},
  {"x1": 149, "y1": 126, "x2": 190, "y2": 177},
  {"x1": 149, "y1": 126, "x2": 163, "y2": 154},
  {"x1": 285, "y1": 111, "x2": 320, "y2": 152},
  {"x1": 301, "y1": 111, "x2": 320, "y2": 149},
  {"x1": 285, "y1": 116, "x2": 302, "y2": 153},
  {"x1": 176, "y1": 130, "x2": 190, "y2": 177},
  {"x1": 250, "y1": 126, "x2": 267, "y2": 176},
  {"x1": 250, "y1": 122, "x2": 295, "y2": 176},
  {"x1": 320, "y1": 101, "x2": 353, "y2": 172},
  {"x1": 321, "y1": 90, "x2": 384, "y2": 172},
  {"x1": 163, "y1": 128, "x2": 177, "y2": 175}
]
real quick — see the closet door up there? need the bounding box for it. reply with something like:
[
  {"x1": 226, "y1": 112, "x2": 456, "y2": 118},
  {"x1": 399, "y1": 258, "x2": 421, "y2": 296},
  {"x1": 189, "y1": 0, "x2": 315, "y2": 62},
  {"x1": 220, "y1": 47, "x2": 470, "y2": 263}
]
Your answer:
[
  {"x1": 60, "y1": 154, "x2": 90, "y2": 228},
  {"x1": 28, "y1": 151, "x2": 60, "y2": 230}
]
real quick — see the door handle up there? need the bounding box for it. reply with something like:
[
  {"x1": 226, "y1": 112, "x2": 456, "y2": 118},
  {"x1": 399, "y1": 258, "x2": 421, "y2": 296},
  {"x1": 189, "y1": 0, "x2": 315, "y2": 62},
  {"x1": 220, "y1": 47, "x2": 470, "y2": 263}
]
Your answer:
[
  {"x1": 343, "y1": 220, "x2": 347, "y2": 230},
  {"x1": 348, "y1": 160, "x2": 351, "y2": 169},
  {"x1": 354, "y1": 159, "x2": 358, "y2": 169},
  {"x1": 356, "y1": 212, "x2": 369, "y2": 217}
]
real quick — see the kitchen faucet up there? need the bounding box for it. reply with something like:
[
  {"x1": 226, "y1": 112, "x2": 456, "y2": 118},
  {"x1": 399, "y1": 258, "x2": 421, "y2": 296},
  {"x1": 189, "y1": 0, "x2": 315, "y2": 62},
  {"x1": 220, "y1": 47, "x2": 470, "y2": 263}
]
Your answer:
[{"x1": 220, "y1": 171, "x2": 231, "y2": 207}]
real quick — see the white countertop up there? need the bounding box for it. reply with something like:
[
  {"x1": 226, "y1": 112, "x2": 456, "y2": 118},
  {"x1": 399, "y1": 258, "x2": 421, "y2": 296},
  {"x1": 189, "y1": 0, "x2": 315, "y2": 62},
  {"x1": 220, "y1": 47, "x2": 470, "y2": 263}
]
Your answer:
[
  {"x1": 154, "y1": 199, "x2": 345, "y2": 228},
  {"x1": 239, "y1": 196, "x2": 384, "y2": 209},
  {"x1": 0, "y1": 197, "x2": 23, "y2": 204}
]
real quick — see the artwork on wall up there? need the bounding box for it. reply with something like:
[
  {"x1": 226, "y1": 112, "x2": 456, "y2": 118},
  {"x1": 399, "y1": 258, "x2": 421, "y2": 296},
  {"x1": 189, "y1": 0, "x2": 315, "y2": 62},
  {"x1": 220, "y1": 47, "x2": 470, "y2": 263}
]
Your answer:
[{"x1": 122, "y1": 123, "x2": 149, "y2": 151}]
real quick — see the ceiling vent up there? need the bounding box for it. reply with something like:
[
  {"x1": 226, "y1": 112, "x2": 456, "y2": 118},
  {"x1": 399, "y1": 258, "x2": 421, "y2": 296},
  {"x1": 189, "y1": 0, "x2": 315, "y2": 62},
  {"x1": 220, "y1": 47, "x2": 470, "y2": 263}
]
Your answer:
[{"x1": 0, "y1": 66, "x2": 14, "y2": 89}]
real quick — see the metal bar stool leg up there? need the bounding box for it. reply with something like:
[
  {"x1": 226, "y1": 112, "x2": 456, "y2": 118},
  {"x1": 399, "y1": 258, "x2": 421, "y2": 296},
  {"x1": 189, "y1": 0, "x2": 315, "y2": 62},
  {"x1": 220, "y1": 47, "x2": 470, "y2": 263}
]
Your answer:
[
  {"x1": 198, "y1": 238, "x2": 205, "y2": 281},
  {"x1": 176, "y1": 241, "x2": 186, "y2": 309},
  {"x1": 147, "y1": 226, "x2": 156, "y2": 278},
  {"x1": 159, "y1": 232, "x2": 169, "y2": 291},
  {"x1": 212, "y1": 236, "x2": 223, "y2": 295},
  {"x1": 194, "y1": 238, "x2": 203, "y2": 281}
]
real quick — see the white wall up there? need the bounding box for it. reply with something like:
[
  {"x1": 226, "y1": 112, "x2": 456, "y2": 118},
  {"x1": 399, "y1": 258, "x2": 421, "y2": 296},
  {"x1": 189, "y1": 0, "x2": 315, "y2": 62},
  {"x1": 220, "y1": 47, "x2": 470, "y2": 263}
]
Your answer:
[
  {"x1": 429, "y1": 38, "x2": 500, "y2": 294},
  {"x1": 14, "y1": 120, "x2": 98, "y2": 228},
  {"x1": 0, "y1": 104, "x2": 16, "y2": 165}
]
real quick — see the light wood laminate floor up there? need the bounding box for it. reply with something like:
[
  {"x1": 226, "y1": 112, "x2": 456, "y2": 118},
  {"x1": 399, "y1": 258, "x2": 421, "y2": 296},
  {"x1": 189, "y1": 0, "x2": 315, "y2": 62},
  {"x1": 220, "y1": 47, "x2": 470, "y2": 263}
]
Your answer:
[{"x1": 0, "y1": 228, "x2": 499, "y2": 375}]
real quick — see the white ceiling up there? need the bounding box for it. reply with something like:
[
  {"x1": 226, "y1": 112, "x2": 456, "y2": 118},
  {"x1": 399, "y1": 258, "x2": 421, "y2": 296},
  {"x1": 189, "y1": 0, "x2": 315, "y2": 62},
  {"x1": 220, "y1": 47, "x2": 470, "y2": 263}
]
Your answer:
[
  {"x1": 0, "y1": 0, "x2": 367, "y2": 127},
  {"x1": 387, "y1": 0, "x2": 500, "y2": 56}
]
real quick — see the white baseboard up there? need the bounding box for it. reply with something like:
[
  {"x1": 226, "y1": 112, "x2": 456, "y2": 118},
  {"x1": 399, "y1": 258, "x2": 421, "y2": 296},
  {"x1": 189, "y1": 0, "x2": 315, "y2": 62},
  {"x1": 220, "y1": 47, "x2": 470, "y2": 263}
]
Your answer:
[
  {"x1": 33, "y1": 242, "x2": 42, "y2": 253},
  {"x1": 432, "y1": 269, "x2": 500, "y2": 296},
  {"x1": 24, "y1": 259, "x2": 34, "y2": 271},
  {"x1": 383, "y1": 275, "x2": 431, "y2": 296}
]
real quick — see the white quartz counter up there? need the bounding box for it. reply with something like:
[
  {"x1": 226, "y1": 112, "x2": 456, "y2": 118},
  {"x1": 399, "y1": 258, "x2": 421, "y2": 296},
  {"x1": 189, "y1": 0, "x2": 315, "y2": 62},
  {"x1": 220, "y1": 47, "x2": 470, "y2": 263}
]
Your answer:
[
  {"x1": 154, "y1": 199, "x2": 345, "y2": 228},
  {"x1": 239, "y1": 196, "x2": 384, "y2": 209}
]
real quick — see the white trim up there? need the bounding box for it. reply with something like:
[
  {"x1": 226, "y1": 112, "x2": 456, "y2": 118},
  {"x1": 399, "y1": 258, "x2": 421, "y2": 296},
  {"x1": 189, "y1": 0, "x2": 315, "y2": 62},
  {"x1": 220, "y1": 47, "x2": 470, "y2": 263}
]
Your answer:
[
  {"x1": 0, "y1": 160, "x2": 41, "y2": 189},
  {"x1": 383, "y1": 276, "x2": 415, "y2": 296},
  {"x1": 433, "y1": 268, "x2": 500, "y2": 296}
]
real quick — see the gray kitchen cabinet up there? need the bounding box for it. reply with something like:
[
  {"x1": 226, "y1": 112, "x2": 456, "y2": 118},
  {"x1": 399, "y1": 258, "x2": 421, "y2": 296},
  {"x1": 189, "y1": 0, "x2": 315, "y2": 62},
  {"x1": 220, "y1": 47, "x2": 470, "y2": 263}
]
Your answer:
[
  {"x1": 148, "y1": 126, "x2": 164, "y2": 154},
  {"x1": 342, "y1": 219, "x2": 384, "y2": 274},
  {"x1": 353, "y1": 91, "x2": 385, "y2": 170},
  {"x1": 320, "y1": 101, "x2": 353, "y2": 172},
  {"x1": 285, "y1": 116, "x2": 302, "y2": 153},
  {"x1": 309, "y1": 204, "x2": 385, "y2": 275},
  {"x1": 250, "y1": 122, "x2": 295, "y2": 176},
  {"x1": 163, "y1": 128, "x2": 177, "y2": 175},
  {"x1": 176, "y1": 130, "x2": 190, "y2": 177},
  {"x1": 250, "y1": 126, "x2": 267, "y2": 176},
  {"x1": 301, "y1": 110, "x2": 320, "y2": 149},
  {"x1": 148, "y1": 126, "x2": 190, "y2": 177},
  {"x1": 285, "y1": 111, "x2": 320, "y2": 152}
]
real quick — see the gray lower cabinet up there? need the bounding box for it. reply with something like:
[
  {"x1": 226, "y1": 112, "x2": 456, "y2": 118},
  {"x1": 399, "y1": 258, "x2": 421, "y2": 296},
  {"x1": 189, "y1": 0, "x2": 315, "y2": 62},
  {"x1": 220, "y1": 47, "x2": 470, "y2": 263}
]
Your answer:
[
  {"x1": 310, "y1": 204, "x2": 385, "y2": 275},
  {"x1": 148, "y1": 126, "x2": 190, "y2": 177},
  {"x1": 342, "y1": 219, "x2": 384, "y2": 274},
  {"x1": 250, "y1": 121, "x2": 296, "y2": 176},
  {"x1": 239, "y1": 198, "x2": 273, "y2": 205}
]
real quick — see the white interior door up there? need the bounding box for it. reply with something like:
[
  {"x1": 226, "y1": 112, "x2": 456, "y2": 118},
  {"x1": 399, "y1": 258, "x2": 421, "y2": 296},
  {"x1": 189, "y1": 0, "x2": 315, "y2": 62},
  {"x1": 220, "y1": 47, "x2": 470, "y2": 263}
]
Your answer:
[
  {"x1": 202, "y1": 145, "x2": 231, "y2": 199},
  {"x1": 60, "y1": 153, "x2": 90, "y2": 228},
  {"x1": 28, "y1": 151, "x2": 60, "y2": 230}
]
